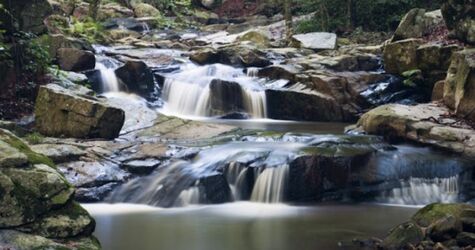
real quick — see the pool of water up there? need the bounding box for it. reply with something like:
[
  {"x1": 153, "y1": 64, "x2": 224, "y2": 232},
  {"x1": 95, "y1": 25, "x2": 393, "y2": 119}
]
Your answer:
[{"x1": 84, "y1": 202, "x2": 418, "y2": 250}]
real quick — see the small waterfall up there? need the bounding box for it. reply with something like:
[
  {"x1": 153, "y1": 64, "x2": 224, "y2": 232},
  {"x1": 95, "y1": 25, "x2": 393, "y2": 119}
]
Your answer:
[
  {"x1": 95, "y1": 56, "x2": 122, "y2": 93},
  {"x1": 141, "y1": 22, "x2": 151, "y2": 34},
  {"x1": 250, "y1": 165, "x2": 289, "y2": 203},
  {"x1": 176, "y1": 187, "x2": 201, "y2": 206},
  {"x1": 247, "y1": 68, "x2": 259, "y2": 77},
  {"x1": 161, "y1": 64, "x2": 267, "y2": 118},
  {"x1": 382, "y1": 175, "x2": 459, "y2": 205}
]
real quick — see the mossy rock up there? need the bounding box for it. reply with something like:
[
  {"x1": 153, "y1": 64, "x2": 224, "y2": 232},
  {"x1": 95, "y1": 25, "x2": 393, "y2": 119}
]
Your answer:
[
  {"x1": 382, "y1": 222, "x2": 425, "y2": 249},
  {"x1": 412, "y1": 203, "x2": 473, "y2": 227},
  {"x1": 19, "y1": 201, "x2": 95, "y2": 238},
  {"x1": 0, "y1": 230, "x2": 101, "y2": 250},
  {"x1": 237, "y1": 31, "x2": 271, "y2": 48}
]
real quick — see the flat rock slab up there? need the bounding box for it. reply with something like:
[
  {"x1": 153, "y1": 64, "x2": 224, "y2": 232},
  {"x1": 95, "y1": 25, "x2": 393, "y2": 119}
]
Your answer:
[
  {"x1": 30, "y1": 144, "x2": 86, "y2": 164},
  {"x1": 357, "y1": 103, "x2": 475, "y2": 157},
  {"x1": 292, "y1": 32, "x2": 337, "y2": 50},
  {"x1": 58, "y1": 161, "x2": 130, "y2": 188}
]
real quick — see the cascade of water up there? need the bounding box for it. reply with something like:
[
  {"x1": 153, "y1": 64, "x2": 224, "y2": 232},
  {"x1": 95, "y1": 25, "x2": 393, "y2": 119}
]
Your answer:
[
  {"x1": 141, "y1": 22, "x2": 151, "y2": 34},
  {"x1": 382, "y1": 175, "x2": 459, "y2": 205},
  {"x1": 176, "y1": 187, "x2": 201, "y2": 206},
  {"x1": 250, "y1": 165, "x2": 289, "y2": 203},
  {"x1": 247, "y1": 67, "x2": 259, "y2": 77},
  {"x1": 95, "y1": 56, "x2": 122, "y2": 93},
  {"x1": 161, "y1": 64, "x2": 267, "y2": 118}
]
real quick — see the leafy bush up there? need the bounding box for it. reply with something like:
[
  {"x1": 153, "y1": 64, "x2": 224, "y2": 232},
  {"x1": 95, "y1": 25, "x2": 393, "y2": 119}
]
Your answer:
[
  {"x1": 68, "y1": 17, "x2": 105, "y2": 43},
  {"x1": 296, "y1": 0, "x2": 444, "y2": 33}
]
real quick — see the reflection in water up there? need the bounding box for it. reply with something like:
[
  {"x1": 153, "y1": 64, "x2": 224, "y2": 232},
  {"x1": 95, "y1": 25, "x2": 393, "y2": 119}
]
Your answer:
[{"x1": 84, "y1": 203, "x2": 418, "y2": 250}]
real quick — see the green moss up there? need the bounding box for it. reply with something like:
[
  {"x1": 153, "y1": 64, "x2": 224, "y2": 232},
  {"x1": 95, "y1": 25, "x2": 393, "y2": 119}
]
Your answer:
[
  {"x1": 412, "y1": 203, "x2": 471, "y2": 227},
  {"x1": 0, "y1": 130, "x2": 54, "y2": 168},
  {"x1": 23, "y1": 132, "x2": 45, "y2": 145}
]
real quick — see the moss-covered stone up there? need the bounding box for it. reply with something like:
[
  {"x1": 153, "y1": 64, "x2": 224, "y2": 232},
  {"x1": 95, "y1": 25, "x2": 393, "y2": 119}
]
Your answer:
[
  {"x1": 0, "y1": 230, "x2": 100, "y2": 250},
  {"x1": 382, "y1": 222, "x2": 425, "y2": 249},
  {"x1": 19, "y1": 201, "x2": 95, "y2": 238}
]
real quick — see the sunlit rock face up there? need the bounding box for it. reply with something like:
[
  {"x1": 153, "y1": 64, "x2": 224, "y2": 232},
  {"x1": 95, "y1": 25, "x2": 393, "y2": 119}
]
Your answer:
[{"x1": 35, "y1": 84, "x2": 125, "y2": 139}]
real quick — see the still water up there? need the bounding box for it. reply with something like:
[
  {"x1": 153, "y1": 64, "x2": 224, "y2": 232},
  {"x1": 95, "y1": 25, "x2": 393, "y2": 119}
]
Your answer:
[{"x1": 84, "y1": 202, "x2": 418, "y2": 250}]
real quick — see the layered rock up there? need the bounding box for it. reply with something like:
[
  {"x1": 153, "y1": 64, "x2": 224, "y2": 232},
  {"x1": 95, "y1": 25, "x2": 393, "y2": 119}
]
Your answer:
[
  {"x1": 35, "y1": 84, "x2": 125, "y2": 139},
  {"x1": 0, "y1": 129, "x2": 99, "y2": 250},
  {"x1": 190, "y1": 45, "x2": 271, "y2": 67},
  {"x1": 356, "y1": 103, "x2": 475, "y2": 157},
  {"x1": 443, "y1": 49, "x2": 475, "y2": 121}
]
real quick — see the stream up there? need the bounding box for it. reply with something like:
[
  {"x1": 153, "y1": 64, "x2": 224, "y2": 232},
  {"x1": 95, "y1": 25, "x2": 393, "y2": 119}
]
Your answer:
[{"x1": 83, "y1": 46, "x2": 472, "y2": 249}]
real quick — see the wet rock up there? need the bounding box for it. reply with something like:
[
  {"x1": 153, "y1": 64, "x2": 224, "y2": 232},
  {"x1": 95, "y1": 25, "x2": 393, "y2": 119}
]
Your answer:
[
  {"x1": 122, "y1": 159, "x2": 161, "y2": 175},
  {"x1": 57, "y1": 48, "x2": 96, "y2": 72},
  {"x1": 258, "y1": 65, "x2": 300, "y2": 83},
  {"x1": 58, "y1": 160, "x2": 129, "y2": 188},
  {"x1": 220, "y1": 112, "x2": 250, "y2": 120},
  {"x1": 356, "y1": 103, "x2": 475, "y2": 157},
  {"x1": 75, "y1": 182, "x2": 119, "y2": 202},
  {"x1": 35, "y1": 84, "x2": 125, "y2": 139},
  {"x1": 381, "y1": 222, "x2": 425, "y2": 249},
  {"x1": 133, "y1": 3, "x2": 160, "y2": 17},
  {"x1": 383, "y1": 38, "x2": 422, "y2": 74},
  {"x1": 442, "y1": 0, "x2": 475, "y2": 44},
  {"x1": 209, "y1": 79, "x2": 245, "y2": 115},
  {"x1": 291, "y1": 32, "x2": 337, "y2": 50},
  {"x1": 30, "y1": 144, "x2": 86, "y2": 164},
  {"x1": 198, "y1": 173, "x2": 232, "y2": 204},
  {"x1": 443, "y1": 49, "x2": 475, "y2": 121},
  {"x1": 115, "y1": 60, "x2": 156, "y2": 97},
  {"x1": 265, "y1": 88, "x2": 356, "y2": 122}
]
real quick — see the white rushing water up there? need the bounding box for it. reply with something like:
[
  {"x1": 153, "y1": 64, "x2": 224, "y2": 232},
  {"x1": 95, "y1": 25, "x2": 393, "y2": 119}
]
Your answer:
[
  {"x1": 382, "y1": 175, "x2": 459, "y2": 205},
  {"x1": 161, "y1": 64, "x2": 268, "y2": 118},
  {"x1": 95, "y1": 56, "x2": 122, "y2": 93},
  {"x1": 250, "y1": 165, "x2": 289, "y2": 203}
]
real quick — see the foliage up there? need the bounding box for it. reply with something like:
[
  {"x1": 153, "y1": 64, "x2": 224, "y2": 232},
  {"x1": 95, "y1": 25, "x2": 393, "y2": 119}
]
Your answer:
[
  {"x1": 12, "y1": 32, "x2": 51, "y2": 76},
  {"x1": 295, "y1": 0, "x2": 444, "y2": 33},
  {"x1": 67, "y1": 17, "x2": 105, "y2": 43}
]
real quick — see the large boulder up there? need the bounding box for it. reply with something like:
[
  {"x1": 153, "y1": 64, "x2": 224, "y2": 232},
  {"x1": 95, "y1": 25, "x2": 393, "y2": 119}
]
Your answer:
[
  {"x1": 189, "y1": 46, "x2": 271, "y2": 67},
  {"x1": 392, "y1": 9, "x2": 444, "y2": 42},
  {"x1": 97, "y1": 2, "x2": 134, "y2": 21},
  {"x1": 356, "y1": 103, "x2": 475, "y2": 157},
  {"x1": 2, "y1": 0, "x2": 53, "y2": 34},
  {"x1": 442, "y1": 0, "x2": 475, "y2": 44},
  {"x1": 39, "y1": 34, "x2": 93, "y2": 59},
  {"x1": 115, "y1": 60, "x2": 155, "y2": 97},
  {"x1": 133, "y1": 3, "x2": 160, "y2": 17},
  {"x1": 57, "y1": 48, "x2": 96, "y2": 72},
  {"x1": 291, "y1": 32, "x2": 337, "y2": 50},
  {"x1": 209, "y1": 79, "x2": 245, "y2": 115},
  {"x1": 0, "y1": 129, "x2": 99, "y2": 249},
  {"x1": 35, "y1": 84, "x2": 125, "y2": 139},
  {"x1": 443, "y1": 49, "x2": 475, "y2": 121},
  {"x1": 383, "y1": 38, "x2": 422, "y2": 74},
  {"x1": 237, "y1": 30, "x2": 271, "y2": 48}
]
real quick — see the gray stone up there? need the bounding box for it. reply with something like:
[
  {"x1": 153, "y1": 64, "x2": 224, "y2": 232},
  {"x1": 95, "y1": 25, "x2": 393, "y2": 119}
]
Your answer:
[{"x1": 291, "y1": 32, "x2": 337, "y2": 50}]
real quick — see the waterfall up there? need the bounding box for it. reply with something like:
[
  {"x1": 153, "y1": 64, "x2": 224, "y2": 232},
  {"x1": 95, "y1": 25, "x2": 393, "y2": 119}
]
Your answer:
[
  {"x1": 382, "y1": 175, "x2": 459, "y2": 205},
  {"x1": 247, "y1": 67, "x2": 259, "y2": 77},
  {"x1": 176, "y1": 187, "x2": 201, "y2": 206},
  {"x1": 161, "y1": 64, "x2": 267, "y2": 118},
  {"x1": 95, "y1": 56, "x2": 122, "y2": 93},
  {"x1": 250, "y1": 165, "x2": 289, "y2": 203},
  {"x1": 141, "y1": 22, "x2": 151, "y2": 34}
]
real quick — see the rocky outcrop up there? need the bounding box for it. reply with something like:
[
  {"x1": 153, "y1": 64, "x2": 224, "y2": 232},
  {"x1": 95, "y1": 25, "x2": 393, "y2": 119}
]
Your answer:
[
  {"x1": 443, "y1": 49, "x2": 475, "y2": 121},
  {"x1": 115, "y1": 60, "x2": 156, "y2": 97},
  {"x1": 381, "y1": 203, "x2": 475, "y2": 249},
  {"x1": 356, "y1": 103, "x2": 475, "y2": 157},
  {"x1": 392, "y1": 9, "x2": 444, "y2": 42},
  {"x1": 442, "y1": 0, "x2": 475, "y2": 44},
  {"x1": 2, "y1": 0, "x2": 53, "y2": 34},
  {"x1": 209, "y1": 79, "x2": 245, "y2": 115},
  {"x1": 383, "y1": 38, "x2": 422, "y2": 74},
  {"x1": 35, "y1": 84, "x2": 125, "y2": 139},
  {"x1": 41, "y1": 34, "x2": 93, "y2": 58},
  {"x1": 291, "y1": 32, "x2": 337, "y2": 50},
  {"x1": 190, "y1": 45, "x2": 271, "y2": 67},
  {"x1": 0, "y1": 129, "x2": 99, "y2": 250},
  {"x1": 57, "y1": 48, "x2": 96, "y2": 72},
  {"x1": 97, "y1": 3, "x2": 135, "y2": 21}
]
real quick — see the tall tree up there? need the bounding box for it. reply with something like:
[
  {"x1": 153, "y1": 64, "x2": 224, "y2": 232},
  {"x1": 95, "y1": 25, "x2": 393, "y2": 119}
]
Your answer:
[{"x1": 283, "y1": 0, "x2": 293, "y2": 43}]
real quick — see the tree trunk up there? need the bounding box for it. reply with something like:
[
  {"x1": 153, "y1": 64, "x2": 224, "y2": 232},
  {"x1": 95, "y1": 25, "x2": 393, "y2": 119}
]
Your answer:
[
  {"x1": 283, "y1": 0, "x2": 293, "y2": 44},
  {"x1": 346, "y1": 0, "x2": 354, "y2": 30}
]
